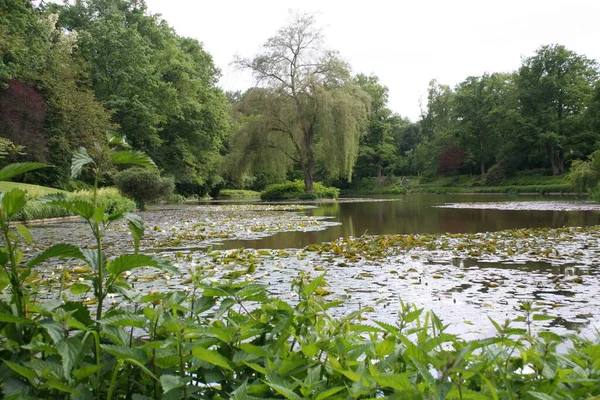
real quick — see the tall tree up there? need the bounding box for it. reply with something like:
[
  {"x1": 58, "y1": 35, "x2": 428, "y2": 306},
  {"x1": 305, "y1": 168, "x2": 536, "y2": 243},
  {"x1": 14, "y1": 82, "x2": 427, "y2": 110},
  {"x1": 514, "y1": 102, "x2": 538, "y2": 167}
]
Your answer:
[
  {"x1": 354, "y1": 74, "x2": 404, "y2": 183},
  {"x1": 454, "y1": 73, "x2": 506, "y2": 176},
  {"x1": 234, "y1": 13, "x2": 369, "y2": 192},
  {"x1": 517, "y1": 44, "x2": 599, "y2": 175}
]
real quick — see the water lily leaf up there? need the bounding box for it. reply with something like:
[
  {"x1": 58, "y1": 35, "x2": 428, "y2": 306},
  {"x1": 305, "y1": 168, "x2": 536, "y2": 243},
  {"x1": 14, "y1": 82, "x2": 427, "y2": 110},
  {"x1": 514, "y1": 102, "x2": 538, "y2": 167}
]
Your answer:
[{"x1": 69, "y1": 283, "x2": 91, "y2": 295}]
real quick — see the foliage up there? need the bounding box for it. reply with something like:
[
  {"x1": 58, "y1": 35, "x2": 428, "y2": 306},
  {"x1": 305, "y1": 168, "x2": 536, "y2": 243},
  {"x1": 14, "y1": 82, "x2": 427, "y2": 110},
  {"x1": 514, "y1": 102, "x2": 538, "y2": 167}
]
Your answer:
[
  {"x1": 569, "y1": 150, "x2": 600, "y2": 194},
  {"x1": 1, "y1": 157, "x2": 600, "y2": 398},
  {"x1": 344, "y1": 177, "x2": 407, "y2": 195},
  {"x1": 517, "y1": 44, "x2": 599, "y2": 175},
  {"x1": 114, "y1": 167, "x2": 174, "y2": 210},
  {"x1": 485, "y1": 163, "x2": 508, "y2": 186},
  {"x1": 261, "y1": 180, "x2": 339, "y2": 200},
  {"x1": 218, "y1": 189, "x2": 261, "y2": 199},
  {"x1": 438, "y1": 145, "x2": 465, "y2": 173}
]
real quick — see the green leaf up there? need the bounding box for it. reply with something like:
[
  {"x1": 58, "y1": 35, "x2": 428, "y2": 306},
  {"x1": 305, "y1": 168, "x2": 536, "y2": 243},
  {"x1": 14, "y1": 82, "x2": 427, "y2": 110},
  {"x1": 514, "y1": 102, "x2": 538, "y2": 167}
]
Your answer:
[
  {"x1": 3, "y1": 360, "x2": 36, "y2": 382},
  {"x1": 238, "y1": 343, "x2": 272, "y2": 358},
  {"x1": 1, "y1": 189, "x2": 26, "y2": 218},
  {"x1": 14, "y1": 224, "x2": 33, "y2": 243},
  {"x1": 100, "y1": 345, "x2": 148, "y2": 364},
  {"x1": 302, "y1": 273, "x2": 326, "y2": 296},
  {"x1": 48, "y1": 198, "x2": 95, "y2": 220},
  {"x1": 107, "y1": 254, "x2": 176, "y2": 277},
  {"x1": 99, "y1": 313, "x2": 146, "y2": 328},
  {"x1": 191, "y1": 346, "x2": 233, "y2": 371},
  {"x1": 160, "y1": 374, "x2": 188, "y2": 394},
  {"x1": 58, "y1": 338, "x2": 82, "y2": 381},
  {"x1": 0, "y1": 311, "x2": 35, "y2": 324},
  {"x1": 315, "y1": 386, "x2": 345, "y2": 400},
  {"x1": 71, "y1": 148, "x2": 95, "y2": 179},
  {"x1": 0, "y1": 162, "x2": 50, "y2": 181},
  {"x1": 27, "y1": 244, "x2": 86, "y2": 268},
  {"x1": 110, "y1": 150, "x2": 156, "y2": 169},
  {"x1": 528, "y1": 392, "x2": 555, "y2": 400},
  {"x1": 264, "y1": 381, "x2": 302, "y2": 400},
  {"x1": 372, "y1": 373, "x2": 414, "y2": 391},
  {"x1": 69, "y1": 283, "x2": 91, "y2": 295},
  {"x1": 124, "y1": 212, "x2": 144, "y2": 253}
]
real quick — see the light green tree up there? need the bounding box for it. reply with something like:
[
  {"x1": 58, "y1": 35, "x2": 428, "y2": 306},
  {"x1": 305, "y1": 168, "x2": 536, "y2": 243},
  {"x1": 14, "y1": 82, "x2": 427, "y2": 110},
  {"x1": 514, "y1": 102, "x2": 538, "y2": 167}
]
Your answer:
[{"x1": 234, "y1": 13, "x2": 370, "y2": 192}]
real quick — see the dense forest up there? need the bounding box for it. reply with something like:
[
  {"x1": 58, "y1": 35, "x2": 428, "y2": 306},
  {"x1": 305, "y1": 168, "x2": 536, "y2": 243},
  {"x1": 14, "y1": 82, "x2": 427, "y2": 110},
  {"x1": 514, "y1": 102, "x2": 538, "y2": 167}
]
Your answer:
[{"x1": 2, "y1": 0, "x2": 600, "y2": 195}]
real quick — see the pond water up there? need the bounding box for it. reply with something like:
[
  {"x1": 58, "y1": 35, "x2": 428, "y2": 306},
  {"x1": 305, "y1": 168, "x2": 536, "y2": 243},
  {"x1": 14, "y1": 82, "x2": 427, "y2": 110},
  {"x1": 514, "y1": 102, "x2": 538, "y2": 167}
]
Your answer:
[
  {"x1": 220, "y1": 194, "x2": 600, "y2": 249},
  {"x1": 25, "y1": 193, "x2": 600, "y2": 339}
]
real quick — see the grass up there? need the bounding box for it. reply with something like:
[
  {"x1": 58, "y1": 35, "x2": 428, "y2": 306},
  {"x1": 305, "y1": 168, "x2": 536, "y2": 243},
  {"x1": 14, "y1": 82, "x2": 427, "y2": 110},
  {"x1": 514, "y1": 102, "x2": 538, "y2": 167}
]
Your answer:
[
  {"x1": 0, "y1": 181, "x2": 66, "y2": 198},
  {"x1": 218, "y1": 189, "x2": 261, "y2": 198}
]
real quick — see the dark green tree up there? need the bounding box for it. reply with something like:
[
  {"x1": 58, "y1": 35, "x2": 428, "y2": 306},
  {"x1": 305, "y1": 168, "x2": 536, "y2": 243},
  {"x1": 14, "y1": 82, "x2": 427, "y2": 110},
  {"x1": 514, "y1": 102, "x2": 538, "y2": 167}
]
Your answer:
[{"x1": 517, "y1": 44, "x2": 599, "y2": 175}]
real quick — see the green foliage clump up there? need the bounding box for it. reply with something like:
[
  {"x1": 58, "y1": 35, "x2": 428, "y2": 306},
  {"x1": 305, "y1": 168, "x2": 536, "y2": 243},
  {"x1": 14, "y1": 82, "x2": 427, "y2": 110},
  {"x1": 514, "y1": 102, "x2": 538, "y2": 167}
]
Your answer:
[
  {"x1": 114, "y1": 167, "x2": 174, "y2": 210},
  {"x1": 569, "y1": 150, "x2": 600, "y2": 194},
  {"x1": 72, "y1": 187, "x2": 137, "y2": 214},
  {"x1": 346, "y1": 177, "x2": 407, "y2": 195},
  {"x1": 260, "y1": 180, "x2": 339, "y2": 200},
  {"x1": 485, "y1": 163, "x2": 508, "y2": 185},
  {"x1": 218, "y1": 189, "x2": 261, "y2": 198}
]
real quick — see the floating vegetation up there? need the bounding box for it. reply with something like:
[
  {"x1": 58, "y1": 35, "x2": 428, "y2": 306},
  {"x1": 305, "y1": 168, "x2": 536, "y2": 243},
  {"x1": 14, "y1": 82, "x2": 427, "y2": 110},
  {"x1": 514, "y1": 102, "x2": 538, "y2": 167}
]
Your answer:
[{"x1": 24, "y1": 203, "x2": 600, "y2": 339}]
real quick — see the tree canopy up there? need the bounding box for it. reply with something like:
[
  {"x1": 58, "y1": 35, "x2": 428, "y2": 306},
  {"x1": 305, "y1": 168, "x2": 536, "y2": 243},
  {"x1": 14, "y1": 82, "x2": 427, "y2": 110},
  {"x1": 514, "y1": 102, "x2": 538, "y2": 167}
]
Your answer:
[{"x1": 231, "y1": 13, "x2": 370, "y2": 192}]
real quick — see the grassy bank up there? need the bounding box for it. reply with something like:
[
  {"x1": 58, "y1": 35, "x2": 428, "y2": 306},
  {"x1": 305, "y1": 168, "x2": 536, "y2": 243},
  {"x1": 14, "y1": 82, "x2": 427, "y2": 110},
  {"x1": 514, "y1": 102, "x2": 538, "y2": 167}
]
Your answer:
[{"x1": 343, "y1": 172, "x2": 575, "y2": 195}]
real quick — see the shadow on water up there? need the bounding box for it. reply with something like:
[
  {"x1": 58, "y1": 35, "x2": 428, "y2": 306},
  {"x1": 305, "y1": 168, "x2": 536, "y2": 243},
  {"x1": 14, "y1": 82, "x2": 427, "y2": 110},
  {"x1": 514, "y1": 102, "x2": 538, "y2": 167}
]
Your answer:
[{"x1": 219, "y1": 194, "x2": 600, "y2": 249}]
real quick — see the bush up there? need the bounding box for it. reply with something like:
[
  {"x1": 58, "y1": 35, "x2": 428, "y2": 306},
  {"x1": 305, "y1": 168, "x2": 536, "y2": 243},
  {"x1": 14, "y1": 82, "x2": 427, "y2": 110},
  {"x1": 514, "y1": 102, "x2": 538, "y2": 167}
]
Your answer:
[
  {"x1": 114, "y1": 167, "x2": 174, "y2": 210},
  {"x1": 261, "y1": 180, "x2": 339, "y2": 200},
  {"x1": 15, "y1": 187, "x2": 136, "y2": 221},
  {"x1": 485, "y1": 163, "x2": 508, "y2": 186}
]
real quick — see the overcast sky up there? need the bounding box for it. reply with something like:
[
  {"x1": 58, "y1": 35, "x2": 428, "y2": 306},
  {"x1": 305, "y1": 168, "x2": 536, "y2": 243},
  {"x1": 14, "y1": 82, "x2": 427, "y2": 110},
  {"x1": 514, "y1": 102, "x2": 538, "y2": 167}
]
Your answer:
[{"x1": 144, "y1": 0, "x2": 600, "y2": 121}]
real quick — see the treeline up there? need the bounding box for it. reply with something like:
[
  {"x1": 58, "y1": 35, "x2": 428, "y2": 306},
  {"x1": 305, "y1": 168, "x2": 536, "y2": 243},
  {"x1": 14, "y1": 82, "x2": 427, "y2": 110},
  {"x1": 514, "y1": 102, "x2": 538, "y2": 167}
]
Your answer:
[
  {"x1": 226, "y1": 41, "x2": 600, "y2": 191},
  {"x1": 1, "y1": 0, "x2": 229, "y2": 195},
  {"x1": 2, "y1": 2, "x2": 600, "y2": 195}
]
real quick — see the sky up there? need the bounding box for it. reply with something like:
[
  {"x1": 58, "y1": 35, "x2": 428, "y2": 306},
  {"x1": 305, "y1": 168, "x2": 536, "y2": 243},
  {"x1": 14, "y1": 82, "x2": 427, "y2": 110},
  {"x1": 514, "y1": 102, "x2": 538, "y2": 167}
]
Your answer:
[{"x1": 143, "y1": 0, "x2": 600, "y2": 121}]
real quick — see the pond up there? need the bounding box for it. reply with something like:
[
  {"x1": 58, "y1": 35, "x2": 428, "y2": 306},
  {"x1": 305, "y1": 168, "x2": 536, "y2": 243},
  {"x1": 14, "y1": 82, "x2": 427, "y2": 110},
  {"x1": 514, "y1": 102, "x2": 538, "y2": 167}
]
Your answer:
[
  {"x1": 25, "y1": 193, "x2": 600, "y2": 340},
  {"x1": 219, "y1": 193, "x2": 600, "y2": 249}
]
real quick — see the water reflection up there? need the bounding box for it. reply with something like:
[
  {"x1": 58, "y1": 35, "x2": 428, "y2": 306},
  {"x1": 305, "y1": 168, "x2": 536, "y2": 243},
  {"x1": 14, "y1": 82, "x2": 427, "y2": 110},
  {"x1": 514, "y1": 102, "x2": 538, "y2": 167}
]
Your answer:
[{"x1": 221, "y1": 194, "x2": 600, "y2": 249}]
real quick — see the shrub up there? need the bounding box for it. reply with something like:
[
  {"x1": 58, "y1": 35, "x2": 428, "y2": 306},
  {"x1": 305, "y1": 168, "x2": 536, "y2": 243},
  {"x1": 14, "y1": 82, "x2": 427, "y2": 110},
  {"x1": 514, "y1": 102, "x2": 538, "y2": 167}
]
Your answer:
[
  {"x1": 72, "y1": 187, "x2": 137, "y2": 214},
  {"x1": 114, "y1": 167, "x2": 174, "y2": 210},
  {"x1": 261, "y1": 180, "x2": 339, "y2": 200},
  {"x1": 485, "y1": 163, "x2": 508, "y2": 186},
  {"x1": 15, "y1": 187, "x2": 135, "y2": 220}
]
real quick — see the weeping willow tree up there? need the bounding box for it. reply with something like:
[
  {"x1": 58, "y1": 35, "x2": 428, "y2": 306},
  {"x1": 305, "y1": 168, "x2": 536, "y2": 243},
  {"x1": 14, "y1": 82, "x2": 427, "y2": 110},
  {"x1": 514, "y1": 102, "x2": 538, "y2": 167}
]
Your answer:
[{"x1": 233, "y1": 13, "x2": 370, "y2": 192}]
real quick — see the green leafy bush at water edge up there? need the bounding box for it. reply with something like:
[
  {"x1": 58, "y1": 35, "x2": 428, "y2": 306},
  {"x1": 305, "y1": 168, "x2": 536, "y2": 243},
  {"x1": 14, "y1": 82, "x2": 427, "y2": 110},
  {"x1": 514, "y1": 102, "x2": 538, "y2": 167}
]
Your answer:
[
  {"x1": 218, "y1": 189, "x2": 261, "y2": 198},
  {"x1": 114, "y1": 167, "x2": 174, "y2": 210},
  {"x1": 261, "y1": 180, "x2": 339, "y2": 200},
  {"x1": 15, "y1": 187, "x2": 136, "y2": 220}
]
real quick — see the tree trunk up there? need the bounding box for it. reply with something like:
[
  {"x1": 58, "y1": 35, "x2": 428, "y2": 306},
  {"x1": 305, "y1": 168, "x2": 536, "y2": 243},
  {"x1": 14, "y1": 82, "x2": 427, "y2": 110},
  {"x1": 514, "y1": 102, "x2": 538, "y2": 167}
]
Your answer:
[
  {"x1": 304, "y1": 171, "x2": 314, "y2": 192},
  {"x1": 376, "y1": 164, "x2": 383, "y2": 185},
  {"x1": 479, "y1": 137, "x2": 486, "y2": 176},
  {"x1": 546, "y1": 144, "x2": 562, "y2": 175}
]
